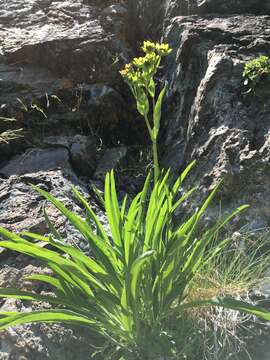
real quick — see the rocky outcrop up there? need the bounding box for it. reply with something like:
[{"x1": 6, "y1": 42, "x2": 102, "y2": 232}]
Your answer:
[
  {"x1": 0, "y1": 260, "x2": 94, "y2": 360},
  {"x1": 136, "y1": 0, "x2": 270, "y2": 39},
  {"x1": 0, "y1": 0, "x2": 128, "y2": 86},
  {"x1": 0, "y1": 148, "x2": 106, "y2": 359},
  {"x1": 160, "y1": 13, "x2": 270, "y2": 227},
  {"x1": 0, "y1": 0, "x2": 145, "y2": 164}
]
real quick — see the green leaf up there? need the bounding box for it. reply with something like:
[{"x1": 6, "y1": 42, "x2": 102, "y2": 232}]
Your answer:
[
  {"x1": 136, "y1": 88, "x2": 149, "y2": 117},
  {"x1": 148, "y1": 78, "x2": 156, "y2": 98},
  {"x1": 153, "y1": 85, "x2": 167, "y2": 140},
  {"x1": 104, "y1": 171, "x2": 123, "y2": 253},
  {"x1": 0, "y1": 309, "x2": 97, "y2": 330},
  {"x1": 130, "y1": 251, "x2": 154, "y2": 300},
  {"x1": 31, "y1": 185, "x2": 120, "y2": 281},
  {"x1": 72, "y1": 187, "x2": 110, "y2": 245}
]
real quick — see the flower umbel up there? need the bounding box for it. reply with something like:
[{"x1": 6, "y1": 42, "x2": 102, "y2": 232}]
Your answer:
[{"x1": 120, "y1": 41, "x2": 172, "y2": 91}]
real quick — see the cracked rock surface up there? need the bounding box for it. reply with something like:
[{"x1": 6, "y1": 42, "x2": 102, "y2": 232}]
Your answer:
[{"x1": 162, "y1": 14, "x2": 270, "y2": 228}]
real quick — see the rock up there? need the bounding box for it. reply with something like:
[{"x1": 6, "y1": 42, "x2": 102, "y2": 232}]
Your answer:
[
  {"x1": 0, "y1": 160, "x2": 106, "y2": 360},
  {"x1": 0, "y1": 135, "x2": 97, "y2": 179},
  {"x1": 137, "y1": 0, "x2": 270, "y2": 39},
  {"x1": 0, "y1": 318, "x2": 93, "y2": 360},
  {"x1": 0, "y1": 260, "x2": 92, "y2": 360},
  {"x1": 0, "y1": 148, "x2": 70, "y2": 177},
  {"x1": 197, "y1": 0, "x2": 270, "y2": 15},
  {"x1": 102, "y1": 4, "x2": 128, "y2": 17},
  {"x1": 43, "y1": 136, "x2": 70, "y2": 149},
  {"x1": 44, "y1": 135, "x2": 97, "y2": 176},
  {"x1": 163, "y1": 0, "x2": 270, "y2": 21},
  {"x1": 70, "y1": 135, "x2": 97, "y2": 176},
  {"x1": 1, "y1": 0, "x2": 270, "y2": 359},
  {"x1": 0, "y1": 0, "x2": 134, "y2": 163},
  {"x1": 94, "y1": 146, "x2": 127, "y2": 178},
  {"x1": 0, "y1": 168, "x2": 91, "y2": 244},
  {"x1": 86, "y1": 84, "x2": 132, "y2": 138},
  {"x1": 0, "y1": 1, "x2": 129, "y2": 86},
  {"x1": 161, "y1": 14, "x2": 270, "y2": 226}
]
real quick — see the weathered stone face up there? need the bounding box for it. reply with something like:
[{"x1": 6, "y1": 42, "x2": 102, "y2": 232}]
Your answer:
[
  {"x1": 197, "y1": 0, "x2": 270, "y2": 15},
  {"x1": 0, "y1": 0, "x2": 137, "y2": 163},
  {"x1": 161, "y1": 14, "x2": 270, "y2": 227},
  {"x1": 163, "y1": 0, "x2": 270, "y2": 18},
  {"x1": 0, "y1": 0, "x2": 129, "y2": 84}
]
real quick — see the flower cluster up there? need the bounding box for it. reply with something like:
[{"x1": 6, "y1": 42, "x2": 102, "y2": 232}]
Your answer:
[
  {"x1": 142, "y1": 41, "x2": 172, "y2": 56},
  {"x1": 120, "y1": 41, "x2": 172, "y2": 91}
]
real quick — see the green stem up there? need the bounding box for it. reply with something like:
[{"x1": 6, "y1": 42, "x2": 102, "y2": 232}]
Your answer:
[
  {"x1": 152, "y1": 139, "x2": 159, "y2": 185},
  {"x1": 144, "y1": 114, "x2": 159, "y2": 184},
  {"x1": 144, "y1": 114, "x2": 152, "y2": 137}
]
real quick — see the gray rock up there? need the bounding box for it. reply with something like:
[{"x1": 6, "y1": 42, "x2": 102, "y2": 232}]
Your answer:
[
  {"x1": 0, "y1": 261, "x2": 94, "y2": 360},
  {"x1": 102, "y1": 4, "x2": 128, "y2": 16},
  {"x1": 94, "y1": 146, "x2": 127, "y2": 178},
  {"x1": 197, "y1": 0, "x2": 270, "y2": 15},
  {"x1": 86, "y1": 84, "x2": 129, "y2": 133},
  {"x1": 0, "y1": 165, "x2": 106, "y2": 360},
  {"x1": 1, "y1": 0, "x2": 270, "y2": 359},
  {"x1": 70, "y1": 135, "x2": 97, "y2": 176},
  {"x1": 43, "y1": 136, "x2": 70, "y2": 149},
  {"x1": 137, "y1": 0, "x2": 270, "y2": 40},
  {"x1": 0, "y1": 169, "x2": 87, "y2": 236},
  {"x1": 0, "y1": 148, "x2": 70, "y2": 177},
  {"x1": 0, "y1": 0, "x2": 132, "y2": 163},
  {"x1": 163, "y1": 0, "x2": 270, "y2": 22},
  {"x1": 44, "y1": 135, "x2": 97, "y2": 176},
  {"x1": 0, "y1": 0, "x2": 129, "y2": 85},
  {"x1": 161, "y1": 14, "x2": 270, "y2": 226}
]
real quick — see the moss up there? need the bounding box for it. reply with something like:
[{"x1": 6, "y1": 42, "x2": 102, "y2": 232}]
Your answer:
[{"x1": 243, "y1": 56, "x2": 270, "y2": 94}]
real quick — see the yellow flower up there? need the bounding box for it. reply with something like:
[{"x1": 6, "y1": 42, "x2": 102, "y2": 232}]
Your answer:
[
  {"x1": 120, "y1": 41, "x2": 172, "y2": 90},
  {"x1": 119, "y1": 63, "x2": 132, "y2": 77},
  {"x1": 156, "y1": 43, "x2": 172, "y2": 56},
  {"x1": 141, "y1": 40, "x2": 156, "y2": 54},
  {"x1": 133, "y1": 56, "x2": 147, "y2": 68},
  {"x1": 141, "y1": 41, "x2": 172, "y2": 56}
]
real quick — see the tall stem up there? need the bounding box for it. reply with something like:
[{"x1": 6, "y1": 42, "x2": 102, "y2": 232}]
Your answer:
[
  {"x1": 144, "y1": 114, "x2": 160, "y2": 184},
  {"x1": 152, "y1": 96, "x2": 160, "y2": 184},
  {"x1": 144, "y1": 114, "x2": 152, "y2": 136},
  {"x1": 152, "y1": 139, "x2": 159, "y2": 185}
]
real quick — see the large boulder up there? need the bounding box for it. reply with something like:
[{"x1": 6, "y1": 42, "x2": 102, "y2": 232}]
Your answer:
[
  {"x1": 197, "y1": 0, "x2": 270, "y2": 15},
  {"x1": 0, "y1": 0, "x2": 139, "y2": 163},
  {"x1": 0, "y1": 149, "x2": 105, "y2": 359},
  {"x1": 163, "y1": 0, "x2": 270, "y2": 19},
  {"x1": 136, "y1": 0, "x2": 270, "y2": 40},
  {"x1": 161, "y1": 14, "x2": 270, "y2": 227},
  {"x1": 0, "y1": 0, "x2": 129, "y2": 86}
]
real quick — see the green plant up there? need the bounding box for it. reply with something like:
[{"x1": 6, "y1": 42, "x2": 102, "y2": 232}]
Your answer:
[
  {"x1": 120, "y1": 41, "x2": 172, "y2": 184},
  {"x1": 1, "y1": 166, "x2": 270, "y2": 359},
  {"x1": 243, "y1": 55, "x2": 270, "y2": 93}
]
